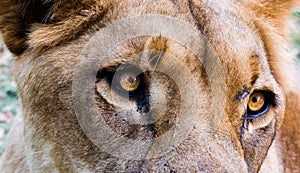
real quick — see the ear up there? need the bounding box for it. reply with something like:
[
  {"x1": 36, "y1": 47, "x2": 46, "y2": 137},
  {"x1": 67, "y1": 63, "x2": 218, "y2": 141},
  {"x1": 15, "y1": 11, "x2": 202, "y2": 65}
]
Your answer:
[
  {"x1": 0, "y1": 0, "x2": 54, "y2": 55},
  {"x1": 0, "y1": 0, "x2": 110, "y2": 55},
  {"x1": 246, "y1": 0, "x2": 300, "y2": 94}
]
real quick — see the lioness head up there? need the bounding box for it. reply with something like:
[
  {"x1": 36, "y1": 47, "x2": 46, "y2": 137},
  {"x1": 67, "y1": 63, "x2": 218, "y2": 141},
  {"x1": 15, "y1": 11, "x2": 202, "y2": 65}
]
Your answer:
[{"x1": 0, "y1": 0, "x2": 299, "y2": 172}]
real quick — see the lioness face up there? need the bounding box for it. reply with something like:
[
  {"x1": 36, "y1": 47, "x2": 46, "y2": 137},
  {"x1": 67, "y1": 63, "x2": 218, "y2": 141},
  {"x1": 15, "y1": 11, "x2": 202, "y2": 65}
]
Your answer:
[{"x1": 0, "y1": 0, "x2": 299, "y2": 172}]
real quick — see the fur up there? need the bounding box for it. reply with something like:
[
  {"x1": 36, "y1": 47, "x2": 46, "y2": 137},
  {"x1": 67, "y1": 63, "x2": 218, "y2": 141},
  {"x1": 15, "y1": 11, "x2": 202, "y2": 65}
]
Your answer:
[{"x1": 0, "y1": 0, "x2": 299, "y2": 172}]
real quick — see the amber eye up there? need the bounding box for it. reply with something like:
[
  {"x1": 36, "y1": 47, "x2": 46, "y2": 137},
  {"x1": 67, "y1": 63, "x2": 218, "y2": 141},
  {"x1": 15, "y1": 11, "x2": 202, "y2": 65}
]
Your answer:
[
  {"x1": 248, "y1": 92, "x2": 265, "y2": 111},
  {"x1": 247, "y1": 91, "x2": 271, "y2": 119},
  {"x1": 109, "y1": 65, "x2": 143, "y2": 96},
  {"x1": 119, "y1": 72, "x2": 140, "y2": 91}
]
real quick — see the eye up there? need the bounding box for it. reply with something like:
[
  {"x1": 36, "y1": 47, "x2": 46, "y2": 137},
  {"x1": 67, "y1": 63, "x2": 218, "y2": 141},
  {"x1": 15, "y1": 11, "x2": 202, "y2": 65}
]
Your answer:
[
  {"x1": 96, "y1": 64, "x2": 150, "y2": 112},
  {"x1": 111, "y1": 65, "x2": 144, "y2": 96},
  {"x1": 247, "y1": 91, "x2": 271, "y2": 119},
  {"x1": 119, "y1": 72, "x2": 140, "y2": 91}
]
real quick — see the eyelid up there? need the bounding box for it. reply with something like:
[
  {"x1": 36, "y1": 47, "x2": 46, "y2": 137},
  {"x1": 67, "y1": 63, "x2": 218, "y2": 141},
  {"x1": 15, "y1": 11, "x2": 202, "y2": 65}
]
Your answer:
[{"x1": 247, "y1": 104, "x2": 270, "y2": 120}]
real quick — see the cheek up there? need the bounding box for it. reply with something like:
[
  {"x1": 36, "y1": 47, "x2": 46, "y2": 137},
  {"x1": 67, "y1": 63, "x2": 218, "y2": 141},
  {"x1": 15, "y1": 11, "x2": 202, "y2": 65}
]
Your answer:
[{"x1": 241, "y1": 119, "x2": 276, "y2": 172}]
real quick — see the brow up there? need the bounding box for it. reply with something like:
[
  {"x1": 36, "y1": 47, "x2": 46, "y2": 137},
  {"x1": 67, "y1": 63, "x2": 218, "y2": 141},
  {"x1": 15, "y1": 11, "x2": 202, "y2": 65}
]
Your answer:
[{"x1": 249, "y1": 55, "x2": 261, "y2": 86}]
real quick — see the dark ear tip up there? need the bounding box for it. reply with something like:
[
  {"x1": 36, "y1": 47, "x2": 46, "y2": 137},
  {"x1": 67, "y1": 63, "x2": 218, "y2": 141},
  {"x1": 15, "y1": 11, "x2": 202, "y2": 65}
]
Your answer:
[
  {"x1": 1, "y1": 32, "x2": 28, "y2": 55},
  {"x1": 5, "y1": 44, "x2": 27, "y2": 56},
  {"x1": 0, "y1": 0, "x2": 54, "y2": 55}
]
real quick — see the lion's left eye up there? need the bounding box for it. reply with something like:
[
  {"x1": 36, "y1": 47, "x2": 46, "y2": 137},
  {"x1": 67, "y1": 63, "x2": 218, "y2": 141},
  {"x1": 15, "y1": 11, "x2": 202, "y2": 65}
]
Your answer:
[{"x1": 247, "y1": 91, "x2": 271, "y2": 119}]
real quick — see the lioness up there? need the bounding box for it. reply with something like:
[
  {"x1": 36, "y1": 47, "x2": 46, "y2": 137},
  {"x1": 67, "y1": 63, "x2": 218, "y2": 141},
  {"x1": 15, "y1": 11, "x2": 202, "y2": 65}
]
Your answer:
[{"x1": 0, "y1": 0, "x2": 300, "y2": 172}]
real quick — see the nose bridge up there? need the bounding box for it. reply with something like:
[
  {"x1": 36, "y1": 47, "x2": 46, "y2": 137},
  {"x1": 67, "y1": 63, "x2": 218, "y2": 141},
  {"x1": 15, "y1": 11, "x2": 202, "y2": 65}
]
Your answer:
[
  {"x1": 137, "y1": 128, "x2": 249, "y2": 172},
  {"x1": 141, "y1": 35, "x2": 248, "y2": 172},
  {"x1": 209, "y1": 116, "x2": 249, "y2": 172},
  {"x1": 201, "y1": 139, "x2": 249, "y2": 173}
]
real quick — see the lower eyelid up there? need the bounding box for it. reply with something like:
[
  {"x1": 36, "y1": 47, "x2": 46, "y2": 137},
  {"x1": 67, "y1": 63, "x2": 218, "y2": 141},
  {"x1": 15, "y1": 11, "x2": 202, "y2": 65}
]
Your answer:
[
  {"x1": 247, "y1": 110, "x2": 275, "y2": 132},
  {"x1": 247, "y1": 104, "x2": 270, "y2": 120}
]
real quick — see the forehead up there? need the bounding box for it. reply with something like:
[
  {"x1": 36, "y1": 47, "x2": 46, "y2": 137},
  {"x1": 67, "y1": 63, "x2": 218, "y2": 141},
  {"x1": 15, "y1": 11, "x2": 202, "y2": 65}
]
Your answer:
[
  {"x1": 29, "y1": 0, "x2": 270, "y2": 91},
  {"x1": 107, "y1": 0, "x2": 269, "y2": 86}
]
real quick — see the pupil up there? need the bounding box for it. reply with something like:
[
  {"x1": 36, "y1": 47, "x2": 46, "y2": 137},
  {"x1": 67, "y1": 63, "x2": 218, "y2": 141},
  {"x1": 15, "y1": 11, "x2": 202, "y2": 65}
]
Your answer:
[
  {"x1": 252, "y1": 97, "x2": 258, "y2": 103},
  {"x1": 128, "y1": 76, "x2": 136, "y2": 83}
]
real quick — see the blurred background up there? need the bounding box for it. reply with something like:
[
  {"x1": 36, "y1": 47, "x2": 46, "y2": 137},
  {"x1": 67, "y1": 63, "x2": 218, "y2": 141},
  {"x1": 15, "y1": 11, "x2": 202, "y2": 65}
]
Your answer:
[
  {"x1": 0, "y1": 12, "x2": 300, "y2": 156},
  {"x1": 294, "y1": 11, "x2": 300, "y2": 60},
  {"x1": 0, "y1": 34, "x2": 21, "y2": 156}
]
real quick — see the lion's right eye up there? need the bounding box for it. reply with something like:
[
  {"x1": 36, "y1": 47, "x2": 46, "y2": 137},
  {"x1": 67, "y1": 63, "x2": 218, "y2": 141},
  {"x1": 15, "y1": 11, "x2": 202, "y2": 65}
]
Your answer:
[
  {"x1": 96, "y1": 65, "x2": 146, "y2": 96},
  {"x1": 96, "y1": 64, "x2": 150, "y2": 113},
  {"x1": 110, "y1": 65, "x2": 144, "y2": 96},
  {"x1": 118, "y1": 72, "x2": 141, "y2": 92}
]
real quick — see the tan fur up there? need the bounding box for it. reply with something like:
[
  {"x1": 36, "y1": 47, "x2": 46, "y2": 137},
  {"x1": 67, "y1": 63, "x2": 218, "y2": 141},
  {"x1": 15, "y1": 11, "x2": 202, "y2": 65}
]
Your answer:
[{"x1": 0, "y1": 0, "x2": 299, "y2": 172}]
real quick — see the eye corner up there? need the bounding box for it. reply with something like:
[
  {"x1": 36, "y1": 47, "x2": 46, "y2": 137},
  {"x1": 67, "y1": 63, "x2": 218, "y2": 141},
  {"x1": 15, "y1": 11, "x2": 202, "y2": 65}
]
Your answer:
[
  {"x1": 259, "y1": 90, "x2": 276, "y2": 107},
  {"x1": 96, "y1": 65, "x2": 119, "y2": 80},
  {"x1": 96, "y1": 64, "x2": 145, "y2": 97}
]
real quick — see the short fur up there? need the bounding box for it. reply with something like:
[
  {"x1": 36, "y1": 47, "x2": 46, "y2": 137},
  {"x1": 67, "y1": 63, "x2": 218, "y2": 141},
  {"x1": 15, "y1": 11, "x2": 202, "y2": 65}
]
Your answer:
[{"x1": 0, "y1": 0, "x2": 299, "y2": 172}]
